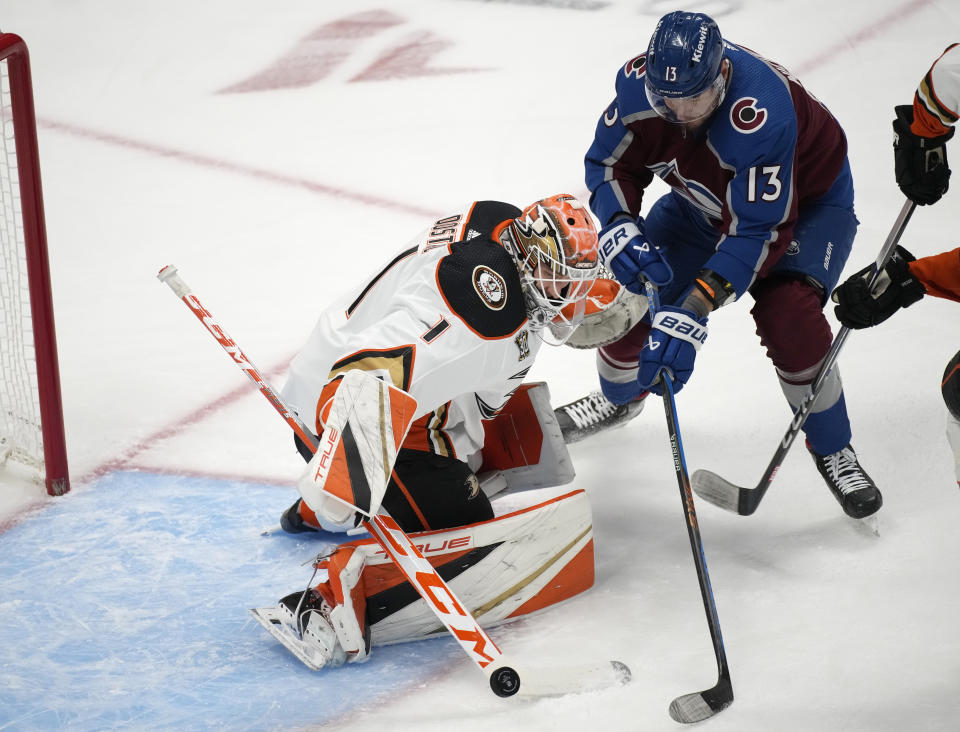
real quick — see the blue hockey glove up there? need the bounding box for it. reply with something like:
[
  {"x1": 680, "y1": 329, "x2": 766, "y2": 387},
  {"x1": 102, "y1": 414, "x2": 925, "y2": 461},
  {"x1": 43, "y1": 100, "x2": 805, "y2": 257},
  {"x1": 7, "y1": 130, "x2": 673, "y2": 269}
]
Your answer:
[
  {"x1": 638, "y1": 306, "x2": 708, "y2": 395},
  {"x1": 598, "y1": 217, "x2": 673, "y2": 294}
]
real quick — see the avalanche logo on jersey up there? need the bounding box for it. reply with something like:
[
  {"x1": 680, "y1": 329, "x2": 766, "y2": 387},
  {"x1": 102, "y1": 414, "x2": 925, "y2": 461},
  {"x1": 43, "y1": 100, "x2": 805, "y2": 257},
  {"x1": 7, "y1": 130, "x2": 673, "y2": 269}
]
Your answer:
[
  {"x1": 648, "y1": 159, "x2": 723, "y2": 220},
  {"x1": 473, "y1": 265, "x2": 507, "y2": 310},
  {"x1": 623, "y1": 53, "x2": 646, "y2": 80},
  {"x1": 729, "y1": 97, "x2": 768, "y2": 134}
]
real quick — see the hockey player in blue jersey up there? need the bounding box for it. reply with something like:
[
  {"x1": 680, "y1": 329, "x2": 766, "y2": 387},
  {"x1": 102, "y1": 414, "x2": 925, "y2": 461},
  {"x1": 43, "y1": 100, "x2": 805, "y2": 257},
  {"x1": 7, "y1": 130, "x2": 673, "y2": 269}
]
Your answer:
[{"x1": 584, "y1": 10, "x2": 881, "y2": 519}]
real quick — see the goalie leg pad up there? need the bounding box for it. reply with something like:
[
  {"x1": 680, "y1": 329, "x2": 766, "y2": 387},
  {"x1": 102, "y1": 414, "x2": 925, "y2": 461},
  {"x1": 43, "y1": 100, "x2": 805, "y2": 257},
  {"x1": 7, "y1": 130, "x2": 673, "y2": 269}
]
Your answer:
[
  {"x1": 256, "y1": 489, "x2": 593, "y2": 668},
  {"x1": 369, "y1": 488, "x2": 595, "y2": 645},
  {"x1": 321, "y1": 546, "x2": 371, "y2": 662},
  {"x1": 352, "y1": 488, "x2": 594, "y2": 646}
]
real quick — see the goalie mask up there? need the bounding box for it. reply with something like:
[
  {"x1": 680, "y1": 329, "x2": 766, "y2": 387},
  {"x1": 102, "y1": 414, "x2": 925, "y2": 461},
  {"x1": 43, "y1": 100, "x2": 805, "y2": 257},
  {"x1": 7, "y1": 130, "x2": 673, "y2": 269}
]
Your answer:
[{"x1": 503, "y1": 194, "x2": 600, "y2": 345}]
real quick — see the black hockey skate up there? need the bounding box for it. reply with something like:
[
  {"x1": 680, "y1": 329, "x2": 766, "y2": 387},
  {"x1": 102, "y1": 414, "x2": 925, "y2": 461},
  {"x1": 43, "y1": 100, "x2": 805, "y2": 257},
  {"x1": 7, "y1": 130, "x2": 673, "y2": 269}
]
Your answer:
[
  {"x1": 278, "y1": 588, "x2": 324, "y2": 630},
  {"x1": 807, "y1": 442, "x2": 882, "y2": 519},
  {"x1": 280, "y1": 498, "x2": 319, "y2": 534},
  {"x1": 250, "y1": 588, "x2": 348, "y2": 670},
  {"x1": 554, "y1": 391, "x2": 647, "y2": 444}
]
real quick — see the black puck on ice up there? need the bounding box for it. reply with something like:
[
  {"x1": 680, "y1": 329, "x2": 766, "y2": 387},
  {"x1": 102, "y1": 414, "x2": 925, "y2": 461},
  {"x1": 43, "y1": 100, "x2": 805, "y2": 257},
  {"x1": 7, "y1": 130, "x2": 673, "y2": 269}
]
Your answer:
[{"x1": 489, "y1": 666, "x2": 520, "y2": 697}]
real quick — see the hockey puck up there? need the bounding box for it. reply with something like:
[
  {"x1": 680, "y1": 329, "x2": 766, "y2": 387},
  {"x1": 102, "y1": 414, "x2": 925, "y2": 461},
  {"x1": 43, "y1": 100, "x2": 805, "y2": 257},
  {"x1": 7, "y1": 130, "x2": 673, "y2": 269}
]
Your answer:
[{"x1": 489, "y1": 666, "x2": 520, "y2": 697}]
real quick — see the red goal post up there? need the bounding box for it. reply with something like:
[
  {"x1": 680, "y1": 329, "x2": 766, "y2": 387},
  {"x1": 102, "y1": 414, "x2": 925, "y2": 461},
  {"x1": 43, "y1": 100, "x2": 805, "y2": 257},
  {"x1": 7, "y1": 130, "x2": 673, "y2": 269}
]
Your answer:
[{"x1": 0, "y1": 33, "x2": 69, "y2": 496}]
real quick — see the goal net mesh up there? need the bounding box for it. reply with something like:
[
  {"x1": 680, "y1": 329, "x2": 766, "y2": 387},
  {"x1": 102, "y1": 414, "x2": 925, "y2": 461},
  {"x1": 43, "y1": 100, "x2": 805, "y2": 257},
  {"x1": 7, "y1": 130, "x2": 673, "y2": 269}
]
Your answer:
[{"x1": 0, "y1": 54, "x2": 43, "y2": 473}]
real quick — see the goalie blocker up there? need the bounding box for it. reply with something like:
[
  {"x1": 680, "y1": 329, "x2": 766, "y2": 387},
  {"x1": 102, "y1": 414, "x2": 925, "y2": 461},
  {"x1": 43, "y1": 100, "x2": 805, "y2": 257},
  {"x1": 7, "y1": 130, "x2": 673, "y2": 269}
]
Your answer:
[{"x1": 256, "y1": 377, "x2": 593, "y2": 669}]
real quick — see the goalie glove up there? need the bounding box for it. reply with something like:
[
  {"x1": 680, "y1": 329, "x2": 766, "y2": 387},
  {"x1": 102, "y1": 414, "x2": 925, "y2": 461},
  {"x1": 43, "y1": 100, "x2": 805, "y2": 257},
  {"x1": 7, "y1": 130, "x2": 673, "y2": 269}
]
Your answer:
[
  {"x1": 831, "y1": 245, "x2": 926, "y2": 329},
  {"x1": 560, "y1": 277, "x2": 648, "y2": 349}
]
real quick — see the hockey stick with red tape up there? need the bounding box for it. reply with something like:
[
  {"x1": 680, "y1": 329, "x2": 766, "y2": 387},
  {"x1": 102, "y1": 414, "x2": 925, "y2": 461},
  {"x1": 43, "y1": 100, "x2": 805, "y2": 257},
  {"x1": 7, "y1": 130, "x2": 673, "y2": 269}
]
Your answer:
[
  {"x1": 690, "y1": 199, "x2": 917, "y2": 516},
  {"x1": 645, "y1": 282, "x2": 733, "y2": 723},
  {"x1": 157, "y1": 264, "x2": 630, "y2": 698}
]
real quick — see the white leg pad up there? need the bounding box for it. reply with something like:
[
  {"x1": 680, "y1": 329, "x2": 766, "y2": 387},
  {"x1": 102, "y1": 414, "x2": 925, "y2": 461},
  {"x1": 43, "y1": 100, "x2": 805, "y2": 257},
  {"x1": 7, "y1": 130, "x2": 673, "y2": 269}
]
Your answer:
[{"x1": 328, "y1": 549, "x2": 370, "y2": 662}]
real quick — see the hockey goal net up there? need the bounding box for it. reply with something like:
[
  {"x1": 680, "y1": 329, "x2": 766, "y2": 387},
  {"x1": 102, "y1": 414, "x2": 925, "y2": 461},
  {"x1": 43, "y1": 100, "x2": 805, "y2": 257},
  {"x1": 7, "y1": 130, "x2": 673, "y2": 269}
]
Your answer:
[{"x1": 0, "y1": 33, "x2": 69, "y2": 496}]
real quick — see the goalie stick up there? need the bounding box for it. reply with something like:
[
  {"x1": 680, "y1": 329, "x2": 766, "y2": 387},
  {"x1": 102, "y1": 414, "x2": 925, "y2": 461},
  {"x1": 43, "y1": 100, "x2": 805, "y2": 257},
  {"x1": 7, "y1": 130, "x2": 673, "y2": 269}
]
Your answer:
[
  {"x1": 645, "y1": 284, "x2": 733, "y2": 724},
  {"x1": 690, "y1": 199, "x2": 917, "y2": 516},
  {"x1": 157, "y1": 264, "x2": 629, "y2": 699}
]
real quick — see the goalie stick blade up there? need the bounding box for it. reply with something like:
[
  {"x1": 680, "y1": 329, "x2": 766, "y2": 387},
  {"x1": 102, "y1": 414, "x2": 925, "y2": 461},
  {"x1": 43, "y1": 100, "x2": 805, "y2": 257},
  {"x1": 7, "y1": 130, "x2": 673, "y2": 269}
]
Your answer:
[
  {"x1": 668, "y1": 677, "x2": 733, "y2": 724},
  {"x1": 690, "y1": 468, "x2": 758, "y2": 516},
  {"x1": 514, "y1": 659, "x2": 631, "y2": 698}
]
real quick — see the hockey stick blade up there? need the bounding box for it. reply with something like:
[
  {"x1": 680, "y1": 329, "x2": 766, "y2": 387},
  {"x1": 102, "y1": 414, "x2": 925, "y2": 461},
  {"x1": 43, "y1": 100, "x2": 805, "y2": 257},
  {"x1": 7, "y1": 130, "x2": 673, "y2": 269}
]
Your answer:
[
  {"x1": 690, "y1": 468, "x2": 757, "y2": 515},
  {"x1": 669, "y1": 675, "x2": 734, "y2": 723},
  {"x1": 689, "y1": 200, "x2": 917, "y2": 519}
]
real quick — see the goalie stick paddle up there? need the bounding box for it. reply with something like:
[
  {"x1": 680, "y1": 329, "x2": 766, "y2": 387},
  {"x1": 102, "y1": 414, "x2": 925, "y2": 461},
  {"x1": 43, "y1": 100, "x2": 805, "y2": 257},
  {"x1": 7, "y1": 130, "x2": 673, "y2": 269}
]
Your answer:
[
  {"x1": 691, "y1": 199, "x2": 917, "y2": 517},
  {"x1": 157, "y1": 264, "x2": 630, "y2": 699},
  {"x1": 644, "y1": 284, "x2": 733, "y2": 723}
]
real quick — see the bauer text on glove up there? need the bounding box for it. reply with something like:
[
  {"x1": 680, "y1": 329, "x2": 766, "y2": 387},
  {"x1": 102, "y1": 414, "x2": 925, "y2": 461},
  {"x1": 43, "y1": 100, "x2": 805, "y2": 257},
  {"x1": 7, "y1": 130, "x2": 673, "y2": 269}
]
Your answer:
[
  {"x1": 598, "y1": 217, "x2": 673, "y2": 294},
  {"x1": 637, "y1": 306, "x2": 708, "y2": 395}
]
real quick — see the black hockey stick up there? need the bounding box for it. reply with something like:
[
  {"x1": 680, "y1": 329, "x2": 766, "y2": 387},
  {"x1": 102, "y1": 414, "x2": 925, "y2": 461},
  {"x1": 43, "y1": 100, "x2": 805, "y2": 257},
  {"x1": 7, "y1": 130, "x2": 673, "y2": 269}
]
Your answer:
[
  {"x1": 645, "y1": 284, "x2": 733, "y2": 723},
  {"x1": 691, "y1": 199, "x2": 918, "y2": 516}
]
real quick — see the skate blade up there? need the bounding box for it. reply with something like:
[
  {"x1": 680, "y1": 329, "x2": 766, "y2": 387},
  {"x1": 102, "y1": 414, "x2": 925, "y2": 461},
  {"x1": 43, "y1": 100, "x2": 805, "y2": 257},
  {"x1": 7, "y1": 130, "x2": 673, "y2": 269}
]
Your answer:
[
  {"x1": 250, "y1": 606, "x2": 327, "y2": 670},
  {"x1": 848, "y1": 513, "x2": 880, "y2": 537}
]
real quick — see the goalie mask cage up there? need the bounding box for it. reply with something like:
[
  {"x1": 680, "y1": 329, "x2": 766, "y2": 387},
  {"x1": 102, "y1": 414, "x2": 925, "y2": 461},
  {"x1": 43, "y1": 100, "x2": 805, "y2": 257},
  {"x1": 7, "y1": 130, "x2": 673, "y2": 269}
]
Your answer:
[{"x1": 0, "y1": 33, "x2": 69, "y2": 496}]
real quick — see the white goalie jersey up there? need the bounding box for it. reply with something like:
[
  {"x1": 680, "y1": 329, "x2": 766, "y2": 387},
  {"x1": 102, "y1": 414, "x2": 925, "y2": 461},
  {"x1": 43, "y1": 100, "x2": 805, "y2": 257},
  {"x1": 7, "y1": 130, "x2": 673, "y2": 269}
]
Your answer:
[{"x1": 281, "y1": 200, "x2": 542, "y2": 469}]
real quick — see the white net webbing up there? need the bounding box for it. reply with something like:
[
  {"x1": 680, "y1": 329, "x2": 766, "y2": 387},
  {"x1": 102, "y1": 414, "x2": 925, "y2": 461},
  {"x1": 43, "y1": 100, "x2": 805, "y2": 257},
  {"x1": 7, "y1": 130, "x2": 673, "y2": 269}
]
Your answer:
[{"x1": 0, "y1": 55, "x2": 43, "y2": 473}]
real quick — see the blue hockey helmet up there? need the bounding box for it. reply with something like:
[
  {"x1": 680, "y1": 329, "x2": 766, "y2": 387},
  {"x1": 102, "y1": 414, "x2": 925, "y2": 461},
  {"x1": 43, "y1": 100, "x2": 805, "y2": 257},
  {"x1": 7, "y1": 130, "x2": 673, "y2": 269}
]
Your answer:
[{"x1": 644, "y1": 11, "x2": 727, "y2": 124}]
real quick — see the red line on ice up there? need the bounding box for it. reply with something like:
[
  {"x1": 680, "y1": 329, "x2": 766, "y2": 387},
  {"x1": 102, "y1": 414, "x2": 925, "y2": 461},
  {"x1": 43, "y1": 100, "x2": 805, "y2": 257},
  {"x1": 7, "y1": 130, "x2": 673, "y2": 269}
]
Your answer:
[
  {"x1": 39, "y1": 119, "x2": 438, "y2": 219},
  {"x1": 76, "y1": 357, "x2": 295, "y2": 486},
  {"x1": 792, "y1": 0, "x2": 937, "y2": 76}
]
